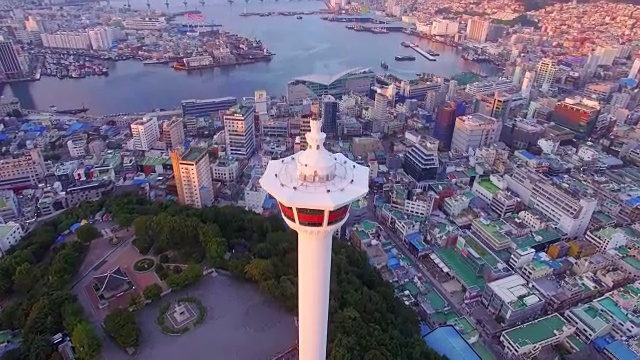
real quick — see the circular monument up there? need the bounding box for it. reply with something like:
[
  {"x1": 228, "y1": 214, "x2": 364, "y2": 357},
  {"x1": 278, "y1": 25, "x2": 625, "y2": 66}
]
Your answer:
[{"x1": 157, "y1": 297, "x2": 206, "y2": 335}]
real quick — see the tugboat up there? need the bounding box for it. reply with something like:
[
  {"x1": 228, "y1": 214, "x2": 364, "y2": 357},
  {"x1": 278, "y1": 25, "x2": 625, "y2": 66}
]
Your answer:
[
  {"x1": 395, "y1": 55, "x2": 416, "y2": 61},
  {"x1": 380, "y1": 61, "x2": 389, "y2": 70}
]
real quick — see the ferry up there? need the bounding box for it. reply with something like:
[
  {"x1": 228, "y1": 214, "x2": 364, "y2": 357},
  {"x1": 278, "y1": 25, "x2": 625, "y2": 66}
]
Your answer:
[
  {"x1": 143, "y1": 59, "x2": 170, "y2": 65},
  {"x1": 380, "y1": 61, "x2": 389, "y2": 70},
  {"x1": 395, "y1": 55, "x2": 416, "y2": 61}
]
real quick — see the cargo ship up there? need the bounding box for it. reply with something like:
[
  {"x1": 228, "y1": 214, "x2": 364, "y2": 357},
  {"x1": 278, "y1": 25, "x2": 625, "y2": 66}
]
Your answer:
[
  {"x1": 49, "y1": 105, "x2": 89, "y2": 115},
  {"x1": 395, "y1": 55, "x2": 416, "y2": 61}
]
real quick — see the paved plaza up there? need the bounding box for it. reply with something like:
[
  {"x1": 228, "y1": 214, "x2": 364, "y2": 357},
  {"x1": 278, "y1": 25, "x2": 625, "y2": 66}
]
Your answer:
[{"x1": 125, "y1": 274, "x2": 297, "y2": 360}]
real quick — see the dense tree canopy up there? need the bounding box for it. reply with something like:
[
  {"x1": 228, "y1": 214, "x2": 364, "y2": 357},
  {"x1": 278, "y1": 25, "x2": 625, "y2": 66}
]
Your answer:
[
  {"x1": 107, "y1": 195, "x2": 442, "y2": 359},
  {"x1": 0, "y1": 202, "x2": 101, "y2": 359},
  {"x1": 103, "y1": 309, "x2": 140, "y2": 349},
  {"x1": 75, "y1": 224, "x2": 101, "y2": 244}
]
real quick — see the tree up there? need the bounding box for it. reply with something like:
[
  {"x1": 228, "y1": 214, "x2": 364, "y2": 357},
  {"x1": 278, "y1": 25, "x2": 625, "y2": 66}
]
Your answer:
[
  {"x1": 244, "y1": 259, "x2": 274, "y2": 283},
  {"x1": 71, "y1": 321, "x2": 102, "y2": 360},
  {"x1": 13, "y1": 263, "x2": 37, "y2": 293},
  {"x1": 143, "y1": 283, "x2": 162, "y2": 301},
  {"x1": 75, "y1": 224, "x2": 100, "y2": 244},
  {"x1": 103, "y1": 309, "x2": 140, "y2": 349},
  {"x1": 204, "y1": 237, "x2": 227, "y2": 267}
]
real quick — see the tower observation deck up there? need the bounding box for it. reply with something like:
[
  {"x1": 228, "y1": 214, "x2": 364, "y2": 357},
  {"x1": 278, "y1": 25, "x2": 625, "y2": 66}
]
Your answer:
[{"x1": 260, "y1": 117, "x2": 369, "y2": 360}]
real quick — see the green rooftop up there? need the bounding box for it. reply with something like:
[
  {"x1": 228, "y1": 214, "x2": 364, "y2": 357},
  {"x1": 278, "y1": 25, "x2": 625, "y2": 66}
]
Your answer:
[
  {"x1": 623, "y1": 257, "x2": 640, "y2": 271},
  {"x1": 478, "y1": 179, "x2": 500, "y2": 195},
  {"x1": 403, "y1": 281, "x2": 420, "y2": 297},
  {"x1": 139, "y1": 156, "x2": 171, "y2": 166},
  {"x1": 472, "y1": 342, "x2": 496, "y2": 360},
  {"x1": 181, "y1": 147, "x2": 207, "y2": 162},
  {"x1": 473, "y1": 219, "x2": 511, "y2": 248},
  {"x1": 512, "y1": 228, "x2": 563, "y2": 250},
  {"x1": 0, "y1": 224, "x2": 20, "y2": 239},
  {"x1": 503, "y1": 314, "x2": 568, "y2": 349},
  {"x1": 361, "y1": 220, "x2": 376, "y2": 232},
  {"x1": 465, "y1": 235, "x2": 500, "y2": 267},
  {"x1": 597, "y1": 297, "x2": 629, "y2": 323},
  {"x1": 435, "y1": 247, "x2": 486, "y2": 289},
  {"x1": 0, "y1": 198, "x2": 6, "y2": 209},
  {"x1": 447, "y1": 316, "x2": 476, "y2": 335},
  {"x1": 425, "y1": 288, "x2": 447, "y2": 311}
]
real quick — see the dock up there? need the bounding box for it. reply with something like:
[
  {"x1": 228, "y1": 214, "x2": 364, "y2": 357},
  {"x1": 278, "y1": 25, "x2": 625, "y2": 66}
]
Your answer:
[{"x1": 407, "y1": 43, "x2": 436, "y2": 61}]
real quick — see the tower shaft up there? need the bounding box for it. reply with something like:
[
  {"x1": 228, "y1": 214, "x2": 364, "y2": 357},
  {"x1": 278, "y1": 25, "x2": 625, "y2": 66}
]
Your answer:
[{"x1": 297, "y1": 230, "x2": 333, "y2": 360}]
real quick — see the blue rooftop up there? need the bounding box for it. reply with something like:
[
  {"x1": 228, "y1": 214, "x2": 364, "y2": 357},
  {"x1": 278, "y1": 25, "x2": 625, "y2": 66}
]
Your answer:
[
  {"x1": 619, "y1": 78, "x2": 638, "y2": 88},
  {"x1": 627, "y1": 196, "x2": 640, "y2": 207},
  {"x1": 518, "y1": 150, "x2": 535, "y2": 160},
  {"x1": 423, "y1": 326, "x2": 481, "y2": 360},
  {"x1": 604, "y1": 340, "x2": 640, "y2": 360},
  {"x1": 66, "y1": 122, "x2": 91, "y2": 135}
]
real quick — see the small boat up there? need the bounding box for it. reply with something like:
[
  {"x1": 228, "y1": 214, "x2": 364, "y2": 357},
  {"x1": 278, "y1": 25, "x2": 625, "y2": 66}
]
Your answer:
[
  {"x1": 380, "y1": 61, "x2": 388, "y2": 70},
  {"x1": 296, "y1": 16, "x2": 302, "y2": 19},
  {"x1": 401, "y1": 41, "x2": 412, "y2": 48},
  {"x1": 395, "y1": 55, "x2": 416, "y2": 61}
]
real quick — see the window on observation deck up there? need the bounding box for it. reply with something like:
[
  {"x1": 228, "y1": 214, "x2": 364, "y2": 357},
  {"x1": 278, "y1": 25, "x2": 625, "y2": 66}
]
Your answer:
[
  {"x1": 279, "y1": 203, "x2": 295, "y2": 222},
  {"x1": 327, "y1": 205, "x2": 349, "y2": 225},
  {"x1": 297, "y1": 208, "x2": 325, "y2": 227}
]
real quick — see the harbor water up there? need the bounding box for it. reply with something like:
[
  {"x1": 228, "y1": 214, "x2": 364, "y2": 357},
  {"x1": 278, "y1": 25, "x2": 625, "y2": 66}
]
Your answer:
[{"x1": 4, "y1": 0, "x2": 499, "y2": 115}]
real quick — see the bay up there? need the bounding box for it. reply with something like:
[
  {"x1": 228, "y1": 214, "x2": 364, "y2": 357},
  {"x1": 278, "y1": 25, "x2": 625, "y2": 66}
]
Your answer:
[{"x1": 5, "y1": 0, "x2": 499, "y2": 115}]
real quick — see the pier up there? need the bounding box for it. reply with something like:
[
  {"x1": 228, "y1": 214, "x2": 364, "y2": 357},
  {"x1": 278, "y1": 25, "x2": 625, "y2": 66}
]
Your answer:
[{"x1": 407, "y1": 43, "x2": 436, "y2": 61}]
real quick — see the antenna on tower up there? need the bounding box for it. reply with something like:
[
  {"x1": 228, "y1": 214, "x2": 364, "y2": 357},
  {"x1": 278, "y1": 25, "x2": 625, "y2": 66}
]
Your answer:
[
  {"x1": 146, "y1": 0, "x2": 151, "y2": 10},
  {"x1": 125, "y1": 0, "x2": 131, "y2": 9},
  {"x1": 165, "y1": 0, "x2": 169, "y2": 8},
  {"x1": 183, "y1": 0, "x2": 187, "y2": 7}
]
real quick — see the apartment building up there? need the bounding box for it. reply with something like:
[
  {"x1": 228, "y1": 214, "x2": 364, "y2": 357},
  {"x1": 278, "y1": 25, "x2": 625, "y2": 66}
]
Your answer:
[
  {"x1": 162, "y1": 117, "x2": 185, "y2": 150},
  {"x1": 471, "y1": 176, "x2": 517, "y2": 217},
  {"x1": 65, "y1": 180, "x2": 114, "y2": 208},
  {"x1": 451, "y1": 113, "x2": 502, "y2": 153},
  {"x1": 171, "y1": 148, "x2": 213, "y2": 208},
  {"x1": 0, "y1": 223, "x2": 24, "y2": 256},
  {"x1": 0, "y1": 149, "x2": 47, "y2": 190},
  {"x1": 211, "y1": 156, "x2": 240, "y2": 183},
  {"x1": 130, "y1": 116, "x2": 160, "y2": 151},
  {"x1": 564, "y1": 303, "x2": 614, "y2": 342},
  {"x1": 585, "y1": 226, "x2": 634, "y2": 252},
  {"x1": 506, "y1": 168, "x2": 596, "y2": 238},
  {"x1": 244, "y1": 176, "x2": 267, "y2": 214},
  {"x1": 67, "y1": 139, "x2": 86, "y2": 158},
  {"x1": 482, "y1": 274, "x2": 545, "y2": 326},
  {"x1": 0, "y1": 191, "x2": 20, "y2": 223},
  {"x1": 224, "y1": 105, "x2": 256, "y2": 158}
]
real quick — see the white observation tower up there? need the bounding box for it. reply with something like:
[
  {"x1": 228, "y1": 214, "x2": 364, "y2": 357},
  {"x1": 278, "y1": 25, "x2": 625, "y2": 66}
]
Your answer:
[{"x1": 260, "y1": 117, "x2": 369, "y2": 360}]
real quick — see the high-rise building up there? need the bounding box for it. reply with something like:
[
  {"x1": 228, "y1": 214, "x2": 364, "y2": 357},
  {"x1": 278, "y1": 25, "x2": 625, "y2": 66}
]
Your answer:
[
  {"x1": 521, "y1": 71, "x2": 535, "y2": 98},
  {"x1": 320, "y1": 95, "x2": 338, "y2": 138},
  {"x1": 550, "y1": 96, "x2": 601, "y2": 140},
  {"x1": 402, "y1": 134, "x2": 440, "y2": 182},
  {"x1": 40, "y1": 32, "x2": 91, "y2": 49},
  {"x1": 130, "y1": 116, "x2": 160, "y2": 151},
  {"x1": 434, "y1": 102, "x2": 459, "y2": 150},
  {"x1": 535, "y1": 59, "x2": 558, "y2": 90},
  {"x1": 223, "y1": 105, "x2": 256, "y2": 158},
  {"x1": 629, "y1": 58, "x2": 640, "y2": 79},
  {"x1": 372, "y1": 92, "x2": 390, "y2": 122},
  {"x1": 486, "y1": 24, "x2": 508, "y2": 42},
  {"x1": 431, "y1": 19, "x2": 459, "y2": 36},
  {"x1": 171, "y1": 147, "x2": 213, "y2": 208},
  {"x1": 595, "y1": 46, "x2": 617, "y2": 66},
  {"x1": 466, "y1": 18, "x2": 490, "y2": 43},
  {"x1": 260, "y1": 117, "x2": 369, "y2": 360},
  {"x1": 162, "y1": 117, "x2": 185, "y2": 150},
  {"x1": 88, "y1": 27, "x2": 114, "y2": 50},
  {"x1": 465, "y1": 79, "x2": 513, "y2": 95},
  {"x1": 512, "y1": 66, "x2": 523, "y2": 86},
  {"x1": 181, "y1": 97, "x2": 237, "y2": 118},
  {"x1": 451, "y1": 113, "x2": 502, "y2": 153},
  {"x1": 0, "y1": 41, "x2": 23, "y2": 80}
]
